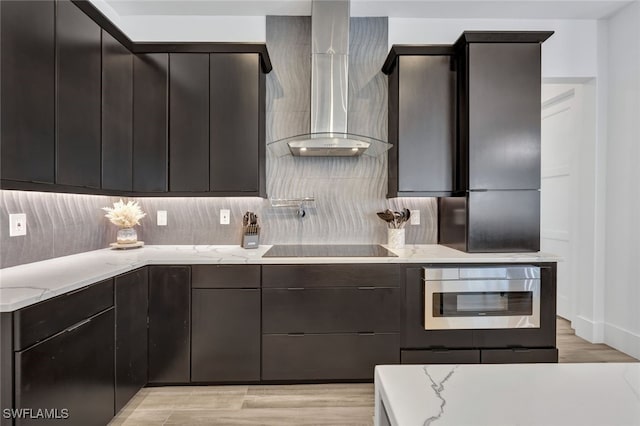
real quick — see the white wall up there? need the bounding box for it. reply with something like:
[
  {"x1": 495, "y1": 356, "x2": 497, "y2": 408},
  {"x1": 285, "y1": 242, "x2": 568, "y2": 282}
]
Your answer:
[
  {"x1": 389, "y1": 18, "x2": 598, "y2": 79},
  {"x1": 603, "y1": 0, "x2": 640, "y2": 359},
  {"x1": 118, "y1": 16, "x2": 266, "y2": 42}
]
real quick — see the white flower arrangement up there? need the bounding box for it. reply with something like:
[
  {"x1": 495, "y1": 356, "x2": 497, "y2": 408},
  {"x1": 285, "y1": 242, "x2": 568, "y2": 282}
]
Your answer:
[{"x1": 102, "y1": 199, "x2": 146, "y2": 228}]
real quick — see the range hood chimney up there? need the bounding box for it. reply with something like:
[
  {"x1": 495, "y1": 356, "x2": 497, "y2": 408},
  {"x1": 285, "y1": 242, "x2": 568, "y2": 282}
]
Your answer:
[{"x1": 272, "y1": 0, "x2": 390, "y2": 157}]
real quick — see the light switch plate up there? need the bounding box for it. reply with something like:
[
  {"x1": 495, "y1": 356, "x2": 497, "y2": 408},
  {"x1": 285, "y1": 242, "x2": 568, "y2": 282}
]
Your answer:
[
  {"x1": 410, "y1": 209, "x2": 420, "y2": 225},
  {"x1": 157, "y1": 210, "x2": 167, "y2": 226},
  {"x1": 9, "y1": 213, "x2": 27, "y2": 236},
  {"x1": 220, "y1": 209, "x2": 230, "y2": 225}
]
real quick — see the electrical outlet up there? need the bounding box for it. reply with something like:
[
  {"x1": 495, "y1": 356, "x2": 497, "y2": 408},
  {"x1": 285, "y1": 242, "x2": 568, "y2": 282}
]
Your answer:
[
  {"x1": 220, "y1": 209, "x2": 230, "y2": 225},
  {"x1": 157, "y1": 210, "x2": 167, "y2": 226},
  {"x1": 410, "y1": 209, "x2": 420, "y2": 225},
  {"x1": 9, "y1": 213, "x2": 27, "y2": 236}
]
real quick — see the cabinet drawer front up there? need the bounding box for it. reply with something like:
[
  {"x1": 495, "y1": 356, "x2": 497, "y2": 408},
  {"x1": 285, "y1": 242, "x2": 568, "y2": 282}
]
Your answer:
[
  {"x1": 401, "y1": 349, "x2": 480, "y2": 364},
  {"x1": 13, "y1": 278, "x2": 114, "y2": 351},
  {"x1": 262, "y1": 333, "x2": 399, "y2": 381},
  {"x1": 262, "y1": 264, "x2": 401, "y2": 288},
  {"x1": 15, "y1": 308, "x2": 115, "y2": 426},
  {"x1": 191, "y1": 265, "x2": 260, "y2": 289},
  {"x1": 263, "y1": 288, "x2": 400, "y2": 333},
  {"x1": 481, "y1": 348, "x2": 558, "y2": 364}
]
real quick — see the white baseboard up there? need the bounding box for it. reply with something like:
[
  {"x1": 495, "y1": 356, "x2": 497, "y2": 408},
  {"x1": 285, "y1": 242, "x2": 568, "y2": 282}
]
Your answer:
[
  {"x1": 571, "y1": 316, "x2": 640, "y2": 360},
  {"x1": 572, "y1": 315, "x2": 605, "y2": 343},
  {"x1": 603, "y1": 323, "x2": 640, "y2": 360}
]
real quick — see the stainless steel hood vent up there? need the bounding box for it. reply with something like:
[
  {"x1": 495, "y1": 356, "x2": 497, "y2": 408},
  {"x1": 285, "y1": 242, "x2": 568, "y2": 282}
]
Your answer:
[{"x1": 268, "y1": 0, "x2": 391, "y2": 157}]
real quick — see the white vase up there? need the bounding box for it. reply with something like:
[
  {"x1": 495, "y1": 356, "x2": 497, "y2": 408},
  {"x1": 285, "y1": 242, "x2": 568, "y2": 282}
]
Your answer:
[
  {"x1": 116, "y1": 227, "x2": 137, "y2": 244},
  {"x1": 387, "y1": 228, "x2": 405, "y2": 249}
]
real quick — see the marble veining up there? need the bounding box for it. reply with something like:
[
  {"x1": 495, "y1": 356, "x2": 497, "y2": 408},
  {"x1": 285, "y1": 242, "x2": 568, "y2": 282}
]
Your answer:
[
  {"x1": 0, "y1": 244, "x2": 559, "y2": 312},
  {"x1": 422, "y1": 366, "x2": 458, "y2": 426},
  {"x1": 375, "y1": 364, "x2": 640, "y2": 426}
]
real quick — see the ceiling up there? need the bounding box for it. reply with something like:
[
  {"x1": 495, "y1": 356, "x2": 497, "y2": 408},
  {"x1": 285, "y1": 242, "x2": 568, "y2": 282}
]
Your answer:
[{"x1": 103, "y1": 0, "x2": 633, "y2": 20}]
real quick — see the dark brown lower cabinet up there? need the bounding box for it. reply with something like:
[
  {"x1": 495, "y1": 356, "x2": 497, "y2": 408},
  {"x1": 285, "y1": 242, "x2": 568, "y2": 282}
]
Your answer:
[
  {"x1": 115, "y1": 268, "x2": 148, "y2": 413},
  {"x1": 148, "y1": 266, "x2": 191, "y2": 384},
  {"x1": 262, "y1": 333, "x2": 399, "y2": 381},
  {"x1": 14, "y1": 308, "x2": 115, "y2": 426},
  {"x1": 262, "y1": 287, "x2": 400, "y2": 334},
  {"x1": 191, "y1": 289, "x2": 260, "y2": 382},
  {"x1": 481, "y1": 348, "x2": 558, "y2": 363},
  {"x1": 401, "y1": 349, "x2": 480, "y2": 364}
]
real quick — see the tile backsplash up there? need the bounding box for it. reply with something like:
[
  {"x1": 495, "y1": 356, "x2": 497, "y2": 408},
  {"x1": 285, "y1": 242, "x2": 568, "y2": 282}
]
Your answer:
[
  {"x1": 0, "y1": 16, "x2": 437, "y2": 269},
  {"x1": 0, "y1": 190, "x2": 118, "y2": 268}
]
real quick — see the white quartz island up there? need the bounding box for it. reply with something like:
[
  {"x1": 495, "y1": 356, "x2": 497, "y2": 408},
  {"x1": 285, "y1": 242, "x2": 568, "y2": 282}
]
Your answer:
[
  {"x1": 0, "y1": 244, "x2": 559, "y2": 312},
  {"x1": 375, "y1": 363, "x2": 640, "y2": 426}
]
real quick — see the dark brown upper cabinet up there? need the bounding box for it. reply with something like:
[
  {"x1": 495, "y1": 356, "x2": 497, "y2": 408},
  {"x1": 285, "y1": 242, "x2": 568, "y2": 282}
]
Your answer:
[
  {"x1": 133, "y1": 53, "x2": 169, "y2": 193},
  {"x1": 169, "y1": 54, "x2": 210, "y2": 192},
  {"x1": 210, "y1": 54, "x2": 266, "y2": 196},
  {"x1": 1, "y1": 0, "x2": 56, "y2": 184},
  {"x1": 1, "y1": 0, "x2": 270, "y2": 197},
  {"x1": 55, "y1": 0, "x2": 102, "y2": 188},
  {"x1": 383, "y1": 46, "x2": 456, "y2": 197},
  {"x1": 455, "y1": 32, "x2": 552, "y2": 192},
  {"x1": 102, "y1": 30, "x2": 133, "y2": 192}
]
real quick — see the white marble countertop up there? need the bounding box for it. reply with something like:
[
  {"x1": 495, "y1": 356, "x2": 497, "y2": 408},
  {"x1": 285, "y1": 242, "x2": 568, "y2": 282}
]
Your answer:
[
  {"x1": 374, "y1": 363, "x2": 640, "y2": 426},
  {"x1": 0, "y1": 244, "x2": 559, "y2": 312}
]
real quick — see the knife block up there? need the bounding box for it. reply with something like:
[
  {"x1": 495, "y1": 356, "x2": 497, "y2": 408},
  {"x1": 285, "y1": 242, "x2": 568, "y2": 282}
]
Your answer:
[{"x1": 242, "y1": 226, "x2": 260, "y2": 249}]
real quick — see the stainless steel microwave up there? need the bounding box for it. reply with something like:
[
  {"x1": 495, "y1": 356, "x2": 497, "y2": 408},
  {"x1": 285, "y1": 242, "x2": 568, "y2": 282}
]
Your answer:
[{"x1": 423, "y1": 266, "x2": 541, "y2": 330}]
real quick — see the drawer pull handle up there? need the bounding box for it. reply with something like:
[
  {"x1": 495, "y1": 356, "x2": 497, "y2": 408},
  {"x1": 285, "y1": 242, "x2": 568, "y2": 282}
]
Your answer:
[
  {"x1": 358, "y1": 287, "x2": 376, "y2": 290},
  {"x1": 287, "y1": 333, "x2": 305, "y2": 336},
  {"x1": 286, "y1": 288, "x2": 305, "y2": 291},
  {"x1": 358, "y1": 332, "x2": 375, "y2": 335},
  {"x1": 65, "y1": 318, "x2": 91, "y2": 333}
]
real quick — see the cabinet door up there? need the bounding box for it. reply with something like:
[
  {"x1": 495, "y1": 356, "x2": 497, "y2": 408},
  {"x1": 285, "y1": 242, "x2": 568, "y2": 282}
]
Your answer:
[
  {"x1": 55, "y1": 0, "x2": 102, "y2": 188},
  {"x1": 262, "y1": 333, "x2": 399, "y2": 381},
  {"x1": 191, "y1": 289, "x2": 260, "y2": 382},
  {"x1": 1, "y1": 0, "x2": 55, "y2": 183},
  {"x1": 467, "y1": 190, "x2": 540, "y2": 253},
  {"x1": 210, "y1": 54, "x2": 260, "y2": 193},
  {"x1": 169, "y1": 54, "x2": 210, "y2": 192},
  {"x1": 467, "y1": 43, "x2": 541, "y2": 190},
  {"x1": 115, "y1": 268, "x2": 148, "y2": 413},
  {"x1": 148, "y1": 266, "x2": 190, "y2": 383},
  {"x1": 395, "y1": 55, "x2": 455, "y2": 195},
  {"x1": 102, "y1": 30, "x2": 133, "y2": 191},
  {"x1": 481, "y1": 348, "x2": 558, "y2": 364},
  {"x1": 15, "y1": 309, "x2": 115, "y2": 426},
  {"x1": 133, "y1": 54, "x2": 168, "y2": 192},
  {"x1": 263, "y1": 287, "x2": 400, "y2": 334},
  {"x1": 401, "y1": 349, "x2": 480, "y2": 364}
]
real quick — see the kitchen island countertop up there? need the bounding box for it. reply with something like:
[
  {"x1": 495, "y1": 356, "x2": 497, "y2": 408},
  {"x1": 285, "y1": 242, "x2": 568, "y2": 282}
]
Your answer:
[
  {"x1": 374, "y1": 363, "x2": 640, "y2": 426},
  {"x1": 0, "y1": 244, "x2": 559, "y2": 312}
]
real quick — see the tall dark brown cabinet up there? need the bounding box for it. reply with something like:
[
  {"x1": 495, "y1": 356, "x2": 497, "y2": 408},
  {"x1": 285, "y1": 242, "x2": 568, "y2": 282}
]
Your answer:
[
  {"x1": 102, "y1": 30, "x2": 133, "y2": 191},
  {"x1": 148, "y1": 266, "x2": 190, "y2": 384},
  {"x1": 1, "y1": 0, "x2": 55, "y2": 184},
  {"x1": 383, "y1": 46, "x2": 457, "y2": 197},
  {"x1": 169, "y1": 54, "x2": 210, "y2": 192},
  {"x1": 55, "y1": 0, "x2": 102, "y2": 189},
  {"x1": 133, "y1": 54, "x2": 169, "y2": 193},
  {"x1": 115, "y1": 268, "x2": 148, "y2": 412},
  {"x1": 210, "y1": 54, "x2": 265, "y2": 196},
  {"x1": 439, "y1": 31, "x2": 553, "y2": 252}
]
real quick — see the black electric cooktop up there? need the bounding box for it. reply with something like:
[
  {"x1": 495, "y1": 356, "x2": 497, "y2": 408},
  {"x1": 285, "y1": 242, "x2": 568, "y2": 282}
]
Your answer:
[{"x1": 262, "y1": 244, "x2": 397, "y2": 258}]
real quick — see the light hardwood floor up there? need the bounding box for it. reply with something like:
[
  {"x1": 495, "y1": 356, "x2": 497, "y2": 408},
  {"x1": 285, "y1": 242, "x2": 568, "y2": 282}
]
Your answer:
[{"x1": 110, "y1": 318, "x2": 637, "y2": 425}]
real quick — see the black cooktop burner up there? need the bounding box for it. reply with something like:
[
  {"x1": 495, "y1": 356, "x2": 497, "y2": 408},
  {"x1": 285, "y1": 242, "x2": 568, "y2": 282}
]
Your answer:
[{"x1": 262, "y1": 244, "x2": 397, "y2": 258}]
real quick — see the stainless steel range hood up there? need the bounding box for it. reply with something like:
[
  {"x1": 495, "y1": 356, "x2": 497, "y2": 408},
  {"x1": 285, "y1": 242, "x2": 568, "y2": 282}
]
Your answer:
[{"x1": 269, "y1": 0, "x2": 390, "y2": 157}]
